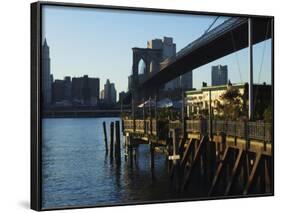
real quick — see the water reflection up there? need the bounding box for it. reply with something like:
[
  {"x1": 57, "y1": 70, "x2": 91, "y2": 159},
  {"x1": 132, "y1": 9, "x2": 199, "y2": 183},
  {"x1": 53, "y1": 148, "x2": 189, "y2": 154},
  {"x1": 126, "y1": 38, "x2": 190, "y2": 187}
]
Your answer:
[{"x1": 42, "y1": 118, "x2": 177, "y2": 209}]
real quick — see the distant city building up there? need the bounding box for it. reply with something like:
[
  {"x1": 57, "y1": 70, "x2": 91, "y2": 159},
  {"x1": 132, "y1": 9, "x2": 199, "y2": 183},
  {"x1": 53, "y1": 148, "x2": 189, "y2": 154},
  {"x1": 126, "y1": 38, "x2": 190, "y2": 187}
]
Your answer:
[
  {"x1": 103, "y1": 79, "x2": 117, "y2": 104},
  {"x1": 71, "y1": 75, "x2": 99, "y2": 106},
  {"x1": 211, "y1": 65, "x2": 228, "y2": 86},
  {"x1": 119, "y1": 91, "x2": 126, "y2": 103},
  {"x1": 147, "y1": 37, "x2": 180, "y2": 90},
  {"x1": 147, "y1": 37, "x2": 176, "y2": 59},
  {"x1": 52, "y1": 80, "x2": 71, "y2": 106},
  {"x1": 72, "y1": 77, "x2": 84, "y2": 104},
  {"x1": 42, "y1": 39, "x2": 52, "y2": 105},
  {"x1": 147, "y1": 37, "x2": 193, "y2": 90},
  {"x1": 181, "y1": 71, "x2": 193, "y2": 90},
  {"x1": 52, "y1": 77, "x2": 72, "y2": 105},
  {"x1": 52, "y1": 80, "x2": 65, "y2": 103},
  {"x1": 100, "y1": 89, "x2": 105, "y2": 100},
  {"x1": 63, "y1": 76, "x2": 72, "y2": 102}
]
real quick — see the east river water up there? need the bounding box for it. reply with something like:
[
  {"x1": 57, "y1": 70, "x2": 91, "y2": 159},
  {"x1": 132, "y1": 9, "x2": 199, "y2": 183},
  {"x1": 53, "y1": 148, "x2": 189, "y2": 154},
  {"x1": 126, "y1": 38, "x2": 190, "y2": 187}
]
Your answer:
[{"x1": 42, "y1": 117, "x2": 179, "y2": 209}]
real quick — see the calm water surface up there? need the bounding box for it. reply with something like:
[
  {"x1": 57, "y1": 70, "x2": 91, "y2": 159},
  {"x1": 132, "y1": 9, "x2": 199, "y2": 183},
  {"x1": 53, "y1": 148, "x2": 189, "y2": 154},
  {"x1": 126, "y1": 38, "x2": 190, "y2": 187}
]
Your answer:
[{"x1": 42, "y1": 117, "x2": 178, "y2": 209}]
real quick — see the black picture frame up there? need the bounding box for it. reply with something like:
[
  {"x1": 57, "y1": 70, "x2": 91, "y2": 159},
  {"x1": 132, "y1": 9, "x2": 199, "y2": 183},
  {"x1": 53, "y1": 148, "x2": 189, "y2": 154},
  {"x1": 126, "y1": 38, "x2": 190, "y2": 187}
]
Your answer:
[{"x1": 31, "y1": 1, "x2": 274, "y2": 211}]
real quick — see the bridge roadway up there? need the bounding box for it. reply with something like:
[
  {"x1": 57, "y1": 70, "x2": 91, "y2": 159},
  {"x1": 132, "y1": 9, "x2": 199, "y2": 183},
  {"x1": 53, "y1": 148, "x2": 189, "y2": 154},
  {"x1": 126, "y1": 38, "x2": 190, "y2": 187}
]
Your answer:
[{"x1": 139, "y1": 17, "x2": 272, "y2": 89}]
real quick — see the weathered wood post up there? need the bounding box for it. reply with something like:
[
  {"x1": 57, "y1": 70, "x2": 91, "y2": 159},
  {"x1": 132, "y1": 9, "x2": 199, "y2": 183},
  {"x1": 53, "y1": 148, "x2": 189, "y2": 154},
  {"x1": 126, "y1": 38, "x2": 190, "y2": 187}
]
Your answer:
[
  {"x1": 182, "y1": 90, "x2": 187, "y2": 140},
  {"x1": 129, "y1": 139, "x2": 133, "y2": 167},
  {"x1": 243, "y1": 120, "x2": 251, "y2": 185},
  {"x1": 169, "y1": 128, "x2": 181, "y2": 192},
  {"x1": 124, "y1": 134, "x2": 129, "y2": 161},
  {"x1": 166, "y1": 132, "x2": 172, "y2": 173},
  {"x1": 263, "y1": 121, "x2": 267, "y2": 151},
  {"x1": 208, "y1": 90, "x2": 213, "y2": 140},
  {"x1": 149, "y1": 140, "x2": 155, "y2": 181},
  {"x1": 110, "y1": 122, "x2": 114, "y2": 161},
  {"x1": 149, "y1": 96, "x2": 152, "y2": 136},
  {"x1": 154, "y1": 94, "x2": 158, "y2": 144},
  {"x1": 132, "y1": 96, "x2": 136, "y2": 132},
  {"x1": 102, "y1": 121, "x2": 108, "y2": 153},
  {"x1": 150, "y1": 141, "x2": 155, "y2": 170},
  {"x1": 115, "y1": 120, "x2": 121, "y2": 165}
]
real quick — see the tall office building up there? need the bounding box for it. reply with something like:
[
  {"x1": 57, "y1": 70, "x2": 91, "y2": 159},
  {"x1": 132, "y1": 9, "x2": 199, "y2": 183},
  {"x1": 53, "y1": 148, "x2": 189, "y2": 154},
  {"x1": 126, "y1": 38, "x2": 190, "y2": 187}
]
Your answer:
[
  {"x1": 87, "y1": 76, "x2": 100, "y2": 106},
  {"x1": 211, "y1": 65, "x2": 228, "y2": 86},
  {"x1": 119, "y1": 91, "x2": 126, "y2": 103},
  {"x1": 52, "y1": 80, "x2": 65, "y2": 103},
  {"x1": 71, "y1": 75, "x2": 99, "y2": 106},
  {"x1": 147, "y1": 37, "x2": 182, "y2": 90},
  {"x1": 42, "y1": 39, "x2": 52, "y2": 105},
  {"x1": 181, "y1": 71, "x2": 193, "y2": 90},
  {"x1": 103, "y1": 79, "x2": 117, "y2": 104}
]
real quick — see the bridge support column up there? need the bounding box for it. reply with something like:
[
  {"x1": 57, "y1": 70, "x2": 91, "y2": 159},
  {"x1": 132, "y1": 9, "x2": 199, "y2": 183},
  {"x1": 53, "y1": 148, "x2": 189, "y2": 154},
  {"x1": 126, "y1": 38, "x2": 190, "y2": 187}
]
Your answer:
[{"x1": 248, "y1": 17, "x2": 254, "y2": 120}]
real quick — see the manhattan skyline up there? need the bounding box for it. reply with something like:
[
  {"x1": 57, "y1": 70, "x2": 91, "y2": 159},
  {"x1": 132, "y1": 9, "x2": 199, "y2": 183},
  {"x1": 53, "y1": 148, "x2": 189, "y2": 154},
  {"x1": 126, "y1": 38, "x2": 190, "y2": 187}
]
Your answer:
[{"x1": 42, "y1": 5, "x2": 272, "y2": 94}]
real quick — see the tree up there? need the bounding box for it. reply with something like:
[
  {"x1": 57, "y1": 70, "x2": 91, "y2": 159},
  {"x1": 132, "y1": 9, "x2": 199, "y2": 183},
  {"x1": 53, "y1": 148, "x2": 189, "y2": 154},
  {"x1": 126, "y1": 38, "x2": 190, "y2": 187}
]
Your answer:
[
  {"x1": 263, "y1": 105, "x2": 272, "y2": 122},
  {"x1": 215, "y1": 87, "x2": 245, "y2": 120}
]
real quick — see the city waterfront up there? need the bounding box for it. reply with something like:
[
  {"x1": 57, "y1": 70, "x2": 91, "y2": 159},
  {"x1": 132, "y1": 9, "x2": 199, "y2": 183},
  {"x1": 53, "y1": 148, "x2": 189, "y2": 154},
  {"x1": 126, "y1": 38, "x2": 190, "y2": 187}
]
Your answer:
[
  {"x1": 36, "y1": 5, "x2": 273, "y2": 210},
  {"x1": 42, "y1": 117, "x2": 178, "y2": 209}
]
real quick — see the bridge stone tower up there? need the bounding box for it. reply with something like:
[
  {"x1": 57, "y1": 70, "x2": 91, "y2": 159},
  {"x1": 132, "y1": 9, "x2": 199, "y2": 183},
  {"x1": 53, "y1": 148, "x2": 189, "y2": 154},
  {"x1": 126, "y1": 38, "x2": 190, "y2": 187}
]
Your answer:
[
  {"x1": 130, "y1": 47, "x2": 162, "y2": 102},
  {"x1": 130, "y1": 37, "x2": 176, "y2": 103}
]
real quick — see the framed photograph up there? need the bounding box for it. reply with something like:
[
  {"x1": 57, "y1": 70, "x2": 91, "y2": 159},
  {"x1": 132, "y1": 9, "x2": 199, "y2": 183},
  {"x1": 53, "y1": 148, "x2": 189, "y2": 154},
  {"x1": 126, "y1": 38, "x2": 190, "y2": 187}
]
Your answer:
[{"x1": 31, "y1": 1, "x2": 274, "y2": 211}]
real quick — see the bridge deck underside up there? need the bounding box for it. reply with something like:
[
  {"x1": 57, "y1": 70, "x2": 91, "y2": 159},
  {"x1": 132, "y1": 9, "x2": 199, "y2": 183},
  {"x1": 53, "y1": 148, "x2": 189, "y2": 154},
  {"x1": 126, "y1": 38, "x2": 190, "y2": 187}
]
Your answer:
[{"x1": 141, "y1": 18, "x2": 272, "y2": 88}]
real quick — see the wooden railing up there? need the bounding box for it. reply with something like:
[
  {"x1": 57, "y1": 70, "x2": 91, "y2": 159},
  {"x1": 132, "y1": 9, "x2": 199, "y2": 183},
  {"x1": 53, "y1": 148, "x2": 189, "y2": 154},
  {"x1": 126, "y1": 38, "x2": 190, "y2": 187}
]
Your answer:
[
  {"x1": 123, "y1": 118, "x2": 272, "y2": 142},
  {"x1": 123, "y1": 119, "x2": 134, "y2": 132},
  {"x1": 184, "y1": 119, "x2": 272, "y2": 142},
  {"x1": 124, "y1": 119, "x2": 157, "y2": 135}
]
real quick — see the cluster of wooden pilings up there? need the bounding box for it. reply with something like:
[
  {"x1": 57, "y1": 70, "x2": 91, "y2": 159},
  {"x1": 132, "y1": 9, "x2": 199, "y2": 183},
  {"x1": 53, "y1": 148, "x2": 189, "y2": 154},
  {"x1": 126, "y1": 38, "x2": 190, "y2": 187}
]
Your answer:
[
  {"x1": 102, "y1": 121, "x2": 121, "y2": 165},
  {"x1": 167, "y1": 129, "x2": 273, "y2": 197}
]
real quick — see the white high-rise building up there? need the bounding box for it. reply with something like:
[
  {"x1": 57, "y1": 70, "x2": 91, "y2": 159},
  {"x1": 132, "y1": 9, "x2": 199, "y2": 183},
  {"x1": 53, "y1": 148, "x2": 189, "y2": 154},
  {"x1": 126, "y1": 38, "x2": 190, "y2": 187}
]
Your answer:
[{"x1": 42, "y1": 39, "x2": 52, "y2": 105}]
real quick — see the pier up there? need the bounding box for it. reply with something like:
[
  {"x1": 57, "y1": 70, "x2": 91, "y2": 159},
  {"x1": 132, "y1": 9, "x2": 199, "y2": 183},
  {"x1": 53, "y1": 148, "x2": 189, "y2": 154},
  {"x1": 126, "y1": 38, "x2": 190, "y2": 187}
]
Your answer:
[
  {"x1": 119, "y1": 16, "x2": 273, "y2": 197},
  {"x1": 121, "y1": 117, "x2": 272, "y2": 196}
]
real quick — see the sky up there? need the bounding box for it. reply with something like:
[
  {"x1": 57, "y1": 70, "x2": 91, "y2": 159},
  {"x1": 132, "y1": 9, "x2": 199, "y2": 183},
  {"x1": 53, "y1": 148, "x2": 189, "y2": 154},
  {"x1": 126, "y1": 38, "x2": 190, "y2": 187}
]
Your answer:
[{"x1": 42, "y1": 5, "x2": 272, "y2": 96}]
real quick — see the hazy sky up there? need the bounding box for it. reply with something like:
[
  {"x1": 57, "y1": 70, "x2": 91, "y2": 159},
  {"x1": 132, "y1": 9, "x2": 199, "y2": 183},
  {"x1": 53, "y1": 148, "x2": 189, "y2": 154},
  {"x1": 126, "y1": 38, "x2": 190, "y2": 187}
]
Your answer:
[{"x1": 42, "y1": 5, "x2": 272, "y2": 95}]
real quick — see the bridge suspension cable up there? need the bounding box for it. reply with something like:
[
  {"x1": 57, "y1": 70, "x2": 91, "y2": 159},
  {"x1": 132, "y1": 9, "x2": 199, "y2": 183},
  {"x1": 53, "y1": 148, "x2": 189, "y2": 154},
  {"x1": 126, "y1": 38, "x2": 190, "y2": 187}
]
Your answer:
[
  {"x1": 203, "y1": 16, "x2": 220, "y2": 35},
  {"x1": 253, "y1": 20, "x2": 270, "y2": 118},
  {"x1": 230, "y1": 30, "x2": 243, "y2": 83},
  {"x1": 257, "y1": 21, "x2": 270, "y2": 84}
]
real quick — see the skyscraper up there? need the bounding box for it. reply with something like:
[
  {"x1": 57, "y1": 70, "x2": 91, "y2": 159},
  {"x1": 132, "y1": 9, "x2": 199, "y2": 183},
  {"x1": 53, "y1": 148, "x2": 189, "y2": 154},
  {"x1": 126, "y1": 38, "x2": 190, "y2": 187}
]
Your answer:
[
  {"x1": 211, "y1": 65, "x2": 228, "y2": 86},
  {"x1": 42, "y1": 39, "x2": 52, "y2": 105},
  {"x1": 147, "y1": 37, "x2": 181, "y2": 90},
  {"x1": 71, "y1": 75, "x2": 100, "y2": 106},
  {"x1": 103, "y1": 79, "x2": 117, "y2": 104},
  {"x1": 181, "y1": 71, "x2": 193, "y2": 90}
]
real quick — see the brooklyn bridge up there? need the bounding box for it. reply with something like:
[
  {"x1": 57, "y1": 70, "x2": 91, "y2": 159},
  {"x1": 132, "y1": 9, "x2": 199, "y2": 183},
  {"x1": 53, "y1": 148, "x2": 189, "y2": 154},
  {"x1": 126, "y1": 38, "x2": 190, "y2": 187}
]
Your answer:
[{"x1": 118, "y1": 16, "x2": 273, "y2": 197}]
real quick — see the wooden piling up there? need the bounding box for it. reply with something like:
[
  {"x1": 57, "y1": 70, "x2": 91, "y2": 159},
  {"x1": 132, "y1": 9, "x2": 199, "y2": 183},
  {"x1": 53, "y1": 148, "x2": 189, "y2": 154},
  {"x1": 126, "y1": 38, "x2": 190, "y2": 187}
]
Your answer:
[
  {"x1": 110, "y1": 122, "x2": 114, "y2": 160},
  {"x1": 115, "y1": 120, "x2": 121, "y2": 165},
  {"x1": 150, "y1": 141, "x2": 155, "y2": 180},
  {"x1": 102, "y1": 121, "x2": 108, "y2": 153}
]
